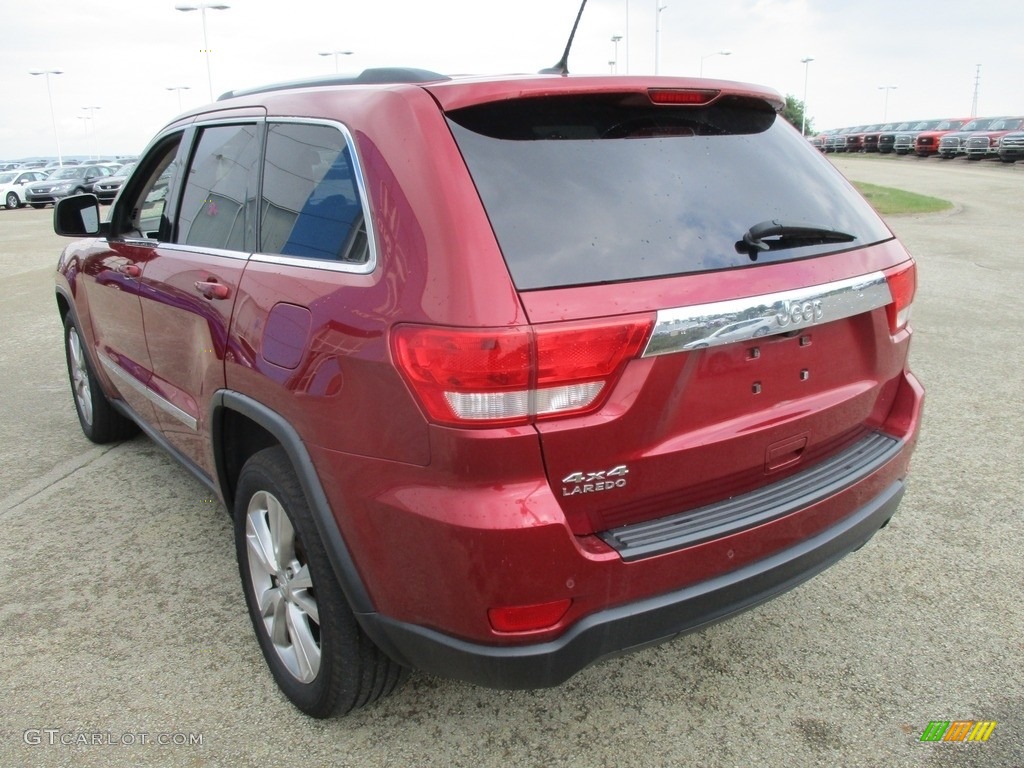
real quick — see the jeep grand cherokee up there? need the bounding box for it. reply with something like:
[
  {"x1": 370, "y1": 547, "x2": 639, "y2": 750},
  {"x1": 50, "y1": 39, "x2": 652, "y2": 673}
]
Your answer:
[{"x1": 53, "y1": 68, "x2": 923, "y2": 718}]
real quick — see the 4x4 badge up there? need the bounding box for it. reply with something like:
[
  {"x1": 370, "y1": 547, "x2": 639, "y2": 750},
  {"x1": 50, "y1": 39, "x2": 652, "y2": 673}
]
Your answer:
[{"x1": 561, "y1": 465, "x2": 629, "y2": 496}]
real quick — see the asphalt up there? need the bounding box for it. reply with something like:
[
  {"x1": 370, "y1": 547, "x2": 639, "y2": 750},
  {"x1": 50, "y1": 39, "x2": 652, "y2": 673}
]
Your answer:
[{"x1": 1, "y1": 155, "x2": 1021, "y2": 768}]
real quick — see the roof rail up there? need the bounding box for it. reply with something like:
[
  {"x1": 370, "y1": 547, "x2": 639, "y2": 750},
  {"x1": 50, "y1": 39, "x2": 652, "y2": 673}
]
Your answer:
[{"x1": 218, "y1": 68, "x2": 451, "y2": 101}]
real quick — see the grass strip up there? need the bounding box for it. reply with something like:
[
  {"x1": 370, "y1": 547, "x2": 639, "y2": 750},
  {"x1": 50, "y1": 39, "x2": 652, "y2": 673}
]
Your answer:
[{"x1": 853, "y1": 181, "x2": 953, "y2": 215}]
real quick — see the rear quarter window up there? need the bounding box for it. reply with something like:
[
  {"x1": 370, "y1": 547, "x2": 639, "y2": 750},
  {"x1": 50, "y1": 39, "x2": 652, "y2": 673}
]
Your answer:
[{"x1": 259, "y1": 122, "x2": 369, "y2": 265}]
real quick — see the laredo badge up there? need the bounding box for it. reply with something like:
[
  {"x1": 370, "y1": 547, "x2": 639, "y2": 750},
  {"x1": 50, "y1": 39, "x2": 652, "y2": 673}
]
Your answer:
[{"x1": 561, "y1": 465, "x2": 629, "y2": 496}]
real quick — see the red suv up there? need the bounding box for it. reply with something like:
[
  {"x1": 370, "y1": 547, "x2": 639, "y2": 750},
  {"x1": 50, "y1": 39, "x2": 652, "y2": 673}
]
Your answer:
[{"x1": 53, "y1": 68, "x2": 924, "y2": 718}]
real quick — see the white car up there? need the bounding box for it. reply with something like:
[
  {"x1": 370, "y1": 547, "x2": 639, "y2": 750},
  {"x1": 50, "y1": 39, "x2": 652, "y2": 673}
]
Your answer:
[
  {"x1": 682, "y1": 316, "x2": 778, "y2": 349},
  {"x1": 1, "y1": 169, "x2": 49, "y2": 209}
]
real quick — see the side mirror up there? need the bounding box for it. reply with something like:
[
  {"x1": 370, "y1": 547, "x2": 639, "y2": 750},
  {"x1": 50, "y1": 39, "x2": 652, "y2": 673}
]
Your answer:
[{"x1": 54, "y1": 194, "x2": 105, "y2": 237}]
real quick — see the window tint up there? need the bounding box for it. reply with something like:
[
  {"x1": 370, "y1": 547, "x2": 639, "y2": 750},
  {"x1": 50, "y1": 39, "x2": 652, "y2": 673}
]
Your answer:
[
  {"x1": 118, "y1": 136, "x2": 181, "y2": 239},
  {"x1": 448, "y1": 95, "x2": 892, "y2": 290},
  {"x1": 260, "y1": 123, "x2": 368, "y2": 264},
  {"x1": 176, "y1": 124, "x2": 260, "y2": 252}
]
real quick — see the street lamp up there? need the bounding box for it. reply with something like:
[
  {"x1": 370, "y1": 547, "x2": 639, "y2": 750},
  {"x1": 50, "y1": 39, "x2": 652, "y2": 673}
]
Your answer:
[
  {"x1": 655, "y1": 4, "x2": 667, "y2": 75},
  {"x1": 878, "y1": 85, "x2": 898, "y2": 122},
  {"x1": 318, "y1": 50, "x2": 354, "y2": 74},
  {"x1": 699, "y1": 50, "x2": 731, "y2": 77},
  {"x1": 174, "y1": 2, "x2": 230, "y2": 101},
  {"x1": 81, "y1": 106, "x2": 101, "y2": 159},
  {"x1": 610, "y1": 35, "x2": 623, "y2": 74},
  {"x1": 76, "y1": 116, "x2": 92, "y2": 160},
  {"x1": 29, "y1": 69, "x2": 64, "y2": 166},
  {"x1": 166, "y1": 86, "x2": 191, "y2": 112},
  {"x1": 800, "y1": 56, "x2": 814, "y2": 137}
]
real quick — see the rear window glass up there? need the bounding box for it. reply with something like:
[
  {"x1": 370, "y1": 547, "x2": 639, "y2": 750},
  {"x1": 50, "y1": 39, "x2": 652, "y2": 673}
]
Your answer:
[{"x1": 448, "y1": 94, "x2": 892, "y2": 290}]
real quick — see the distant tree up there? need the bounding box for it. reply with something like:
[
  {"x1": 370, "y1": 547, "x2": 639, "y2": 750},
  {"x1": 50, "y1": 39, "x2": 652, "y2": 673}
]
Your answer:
[{"x1": 782, "y1": 95, "x2": 814, "y2": 135}]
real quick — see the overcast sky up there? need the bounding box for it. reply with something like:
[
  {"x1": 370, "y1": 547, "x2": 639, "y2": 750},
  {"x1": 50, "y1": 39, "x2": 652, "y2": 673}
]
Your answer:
[{"x1": 2, "y1": 0, "x2": 1021, "y2": 159}]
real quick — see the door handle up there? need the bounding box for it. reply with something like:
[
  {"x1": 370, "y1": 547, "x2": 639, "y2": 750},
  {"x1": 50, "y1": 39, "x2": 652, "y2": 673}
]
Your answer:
[
  {"x1": 117, "y1": 263, "x2": 142, "y2": 278},
  {"x1": 194, "y1": 280, "x2": 231, "y2": 300}
]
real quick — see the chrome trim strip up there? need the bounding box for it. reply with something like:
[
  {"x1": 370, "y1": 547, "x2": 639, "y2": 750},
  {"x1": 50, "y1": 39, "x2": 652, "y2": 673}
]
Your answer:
[
  {"x1": 642, "y1": 272, "x2": 892, "y2": 357},
  {"x1": 153, "y1": 242, "x2": 251, "y2": 261},
  {"x1": 100, "y1": 356, "x2": 199, "y2": 431}
]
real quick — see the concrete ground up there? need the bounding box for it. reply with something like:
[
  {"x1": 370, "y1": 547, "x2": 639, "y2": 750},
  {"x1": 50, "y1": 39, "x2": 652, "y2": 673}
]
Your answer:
[{"x1": 1, "y1": 155, "x2": 1021, "y2": 767}]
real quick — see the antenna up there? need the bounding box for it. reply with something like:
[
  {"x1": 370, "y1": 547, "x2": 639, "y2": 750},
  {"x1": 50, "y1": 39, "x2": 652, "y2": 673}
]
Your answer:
[{"x1": 539, "y1": 0, "x2": 590, "y2": 75}]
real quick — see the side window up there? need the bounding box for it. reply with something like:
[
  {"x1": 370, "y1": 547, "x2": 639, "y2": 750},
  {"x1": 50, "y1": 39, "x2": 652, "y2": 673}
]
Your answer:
[
  {"x1": 260, "y1": 122, "x2": 369, "y2": 264},
  {"x1": 119, "y1": 136, "x2": 182, "y2": 239},
  {"x1": 176, "y1": 124, "x2": 260, "y2": 252}
]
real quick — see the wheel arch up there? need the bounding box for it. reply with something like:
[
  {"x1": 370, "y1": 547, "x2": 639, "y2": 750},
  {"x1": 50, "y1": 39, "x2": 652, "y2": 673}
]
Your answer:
[
  {"x1": 56, "y1": 290, "x2": 71, "y2": 323},
  {"x1": 55, "y1": 288, "x2": 120, "y2": 404},
  {"x1": 210, "y1": 391, "x2": 376, "y2": 615}
]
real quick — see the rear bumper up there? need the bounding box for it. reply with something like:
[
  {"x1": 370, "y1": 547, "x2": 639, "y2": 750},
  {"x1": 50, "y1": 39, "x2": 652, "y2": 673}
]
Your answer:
[{"x1": 360, "y1": 478, "x2": 905, "y2": 689}]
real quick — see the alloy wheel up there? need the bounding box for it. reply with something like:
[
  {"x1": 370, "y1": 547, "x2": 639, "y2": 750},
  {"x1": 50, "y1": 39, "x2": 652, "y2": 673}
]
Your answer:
[
  {"x1": 244, "y1": 490, "x2": 321, "y2": 683},
  {"x1": 67, "y1": 326, "x2": 93, "y2": 426}
]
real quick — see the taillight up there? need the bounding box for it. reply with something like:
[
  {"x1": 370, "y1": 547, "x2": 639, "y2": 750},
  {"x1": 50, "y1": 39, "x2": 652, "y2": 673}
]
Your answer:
[
  {"x1": 884, "y1": 261, "x2": 916, "y2": 333},
  {"x1": 391, "y1": 316, "x2": 654, "y2": 427}
]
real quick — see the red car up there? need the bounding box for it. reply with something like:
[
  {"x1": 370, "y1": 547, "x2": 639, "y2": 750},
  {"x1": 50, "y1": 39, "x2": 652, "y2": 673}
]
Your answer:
[
  {"x1": 53, "y1": 67, "x2": 924, "y2": 718},
  {"x1": 915, "y1": 118, "x2": 972, "y2": 156},
  {"x1": 846, "y1": 124, "x2": 880, "y2": 152},
  {"x1": 862, "y1": 123, "x2": 897, "y2": 153}
]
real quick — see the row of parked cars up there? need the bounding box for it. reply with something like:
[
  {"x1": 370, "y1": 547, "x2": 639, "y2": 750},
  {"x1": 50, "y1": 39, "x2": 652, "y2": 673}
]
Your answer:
[
  {"x1": 812, "y1": 116, "x2": 1024, "y2": 162},
  {"x1": 0, "y1": 158, "x2": 138, "y2": 210}
]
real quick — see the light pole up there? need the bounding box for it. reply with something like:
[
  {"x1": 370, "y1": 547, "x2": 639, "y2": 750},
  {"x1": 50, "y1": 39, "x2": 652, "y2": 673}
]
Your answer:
[
  {"x1": 81, "y1": 106, "x2": 101, "y2": 159},
  {"x1": 174, "y1": 2, "x2": 230, "y2": 101},
  {"x1": 610, "y1": 35, "x2": 623, "y2": 74},
  {"x1": 800, "y1": 56, "x2": 814, "y2": 137},
  {"x1": 318, "y1": 50, "x2": 354, "y2": 74},
  {"x1": 878, "y1": 85, "x2": 898, "y2": 122},
  {"x1": 699, "y1": 50, "x2": 731, "y2": 77},
  {"x1": 971, "y1": 64, "x2": 981, "y2": 117},
  {"x1": 76, "y1": 116, "x2": 92, "y2": 160},
  {"x1": 625, "y1": 0, "x2": 630, "y2": 74},
  {"x1": 29, "y1": 69, "x2": 64, "y2": 165},
  {"x1": 166, "y1": 86, "x2": 191, "y2": 112},
  {"x1": 655, "y1": 4, "x2": 667, "y2": 75}
]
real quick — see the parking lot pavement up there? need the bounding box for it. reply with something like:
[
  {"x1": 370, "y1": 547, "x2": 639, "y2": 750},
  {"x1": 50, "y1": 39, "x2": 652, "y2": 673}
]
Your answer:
[{"x1": 1, "y1": 158, "x2": 1022, "y2": 768}]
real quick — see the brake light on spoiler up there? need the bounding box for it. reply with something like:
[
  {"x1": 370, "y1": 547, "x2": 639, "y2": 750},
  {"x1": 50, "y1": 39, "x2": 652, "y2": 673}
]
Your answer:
[
  {"x1": 391, "y1": 316, "x2": 655, "y2": 427},
  {"x1": 647, "y1": 88, "x2": 720, "y2": 105}
]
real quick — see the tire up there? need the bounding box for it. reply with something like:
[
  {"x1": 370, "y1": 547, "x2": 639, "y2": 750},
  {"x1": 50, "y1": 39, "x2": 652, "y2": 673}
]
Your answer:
[
  {"x1": 234, "y1": 446, "x2": 406, "y2": 718},
  {"x1": 4, "y1": 192, "x2": 19, "y2": 209},
  {"x1": 63, "y1": 315, "x2": 139, "y2": 443},
  {"x1": 30, "y1": 203, "x2": 45, "y2": 209}
]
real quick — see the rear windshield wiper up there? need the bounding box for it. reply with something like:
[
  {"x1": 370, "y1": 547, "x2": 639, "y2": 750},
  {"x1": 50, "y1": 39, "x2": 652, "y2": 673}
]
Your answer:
[{"x1": 736, "y1": 220, "x2": 856, "y2": 261}]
